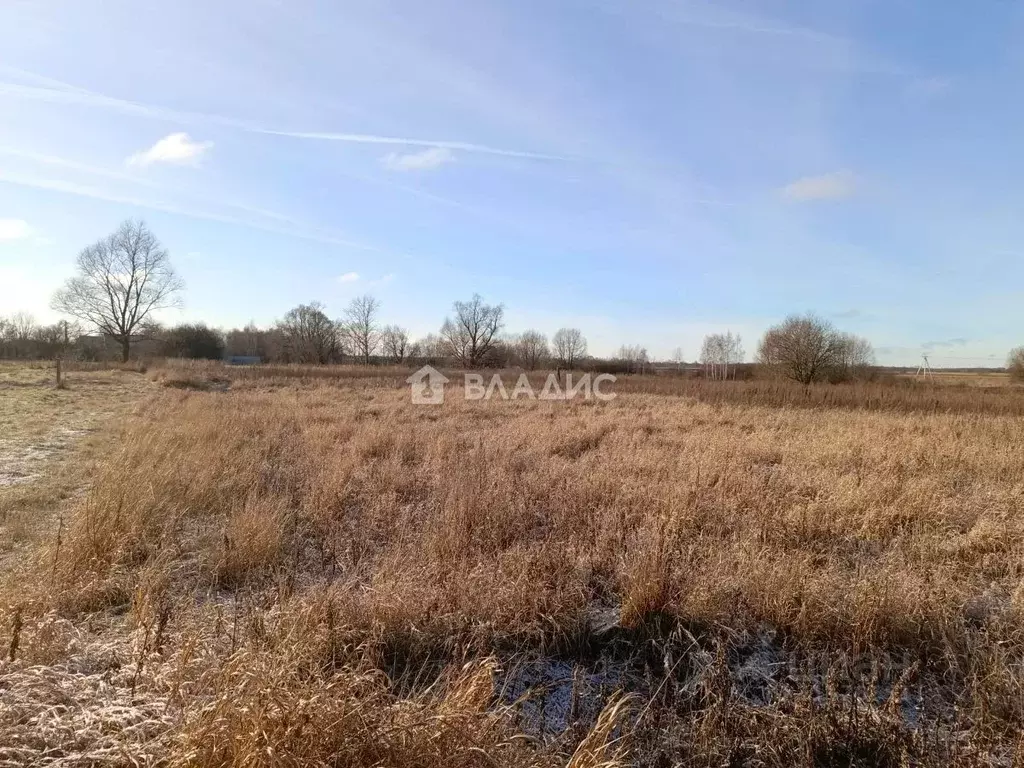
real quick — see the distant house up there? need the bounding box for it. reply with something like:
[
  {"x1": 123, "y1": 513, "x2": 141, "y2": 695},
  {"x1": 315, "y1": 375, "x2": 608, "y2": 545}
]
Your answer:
[{"x1": 227, "y1": 355, "x2": 262, "y2": 366}]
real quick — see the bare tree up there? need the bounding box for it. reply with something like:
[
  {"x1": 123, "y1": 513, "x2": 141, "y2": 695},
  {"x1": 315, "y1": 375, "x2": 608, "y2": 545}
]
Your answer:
[
  {"x1": 0, "y1": 314, "x2": 31, "y2": 358},
  {"x1": 515, "y1": 330, "x2": 549, "y2": 370},
  {"x1": 339, "y1": 294, "x2": 381, "y2": 365},
  {"x1": 225, "y1": 322, "x2": 262, "y2": 358},
  {"x1": 756, "y1": 315, "x2": 871, "y2": 384},
  {"x1": 51, "y1": 220, "x2": 183, "y2": 362},
  {"x1": 3, "y1": 313, "x2": 37, "y2": 359},
  {"x1": 381, "y1": 324, "x2": 410, "y2": 363},
  {"x1": 700, "y1": 331, "x2": 744, "y2": 380},
  {"x1": 1008, "y1": 346, "x2": 1024, "y2": 381},
  {"x1": 552, "y1": 328, "x2": 587, "y2": 369},
  {"x1": 617, "y1": 344, "x2": 649, "y2": 374},
  {"x1": 415, "y1": 333, "x2": 445, "y2": 362},
  {"x1": 440, "y1": 294, "x2": 504, "y2": 368},
  {"x1": 277, "y1": 302, "x2": 338, "y2": 364},
  {"x1": 671, "y1": 347, "x2": 685, "y2": 371},
  {"x1": 832, "y1": 333, "x2": 875, "y2": 381}
]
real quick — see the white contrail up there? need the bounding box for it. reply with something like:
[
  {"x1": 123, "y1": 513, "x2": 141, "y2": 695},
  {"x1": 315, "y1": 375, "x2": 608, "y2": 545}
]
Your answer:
[
  {"x1": 251, "y1": 129, "x2": 570, "y2": 161},
  {"x1": 0, "y1": 170, "x2": 393, "y2": 253},
  {"x1": 0, "y1": 75, "x2": 569, "y2": 161},
  {"x1": 0, "y1": 146, "x2": 303, "y2": 226}
]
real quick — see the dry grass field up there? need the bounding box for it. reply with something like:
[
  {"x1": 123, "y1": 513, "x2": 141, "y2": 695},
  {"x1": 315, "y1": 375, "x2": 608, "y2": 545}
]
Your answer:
[
  {"x1": 2, "y1": 361, "x2": 1024, "y2": 766},
  {"x1": 895, "y1": 371, "x2": 1013, "y2": 388},
  {"x1": 0, "y1": 363, "x2": 150, "y2": 579}
]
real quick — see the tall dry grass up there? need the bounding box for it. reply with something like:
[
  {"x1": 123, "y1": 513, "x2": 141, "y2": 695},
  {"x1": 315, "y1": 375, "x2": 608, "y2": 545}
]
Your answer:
[{"x1": 5, "y1": 364, "x2": 1024, "y2": 765}]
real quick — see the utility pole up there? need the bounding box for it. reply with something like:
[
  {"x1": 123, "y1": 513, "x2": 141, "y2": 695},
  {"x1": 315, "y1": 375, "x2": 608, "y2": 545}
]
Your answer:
[{"x1": 915, "y1": 354, "x2": 933, "y2": 379}]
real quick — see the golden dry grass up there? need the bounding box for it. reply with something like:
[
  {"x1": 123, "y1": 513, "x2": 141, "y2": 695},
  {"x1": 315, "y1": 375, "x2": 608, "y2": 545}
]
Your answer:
[{"x1": 3, "y1": 362, "x2": 1024, "y2": 766}]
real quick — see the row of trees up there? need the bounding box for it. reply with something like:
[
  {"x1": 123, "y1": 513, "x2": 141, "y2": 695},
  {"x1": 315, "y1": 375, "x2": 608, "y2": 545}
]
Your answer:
[
  {"x1": 245, "y1": 295, "x2": 592, "y2": 369},
  {"x1": 236, "y1": 307, "x2": 877, "y2": 384},
  {"x1": 0, "y1": 314, "x2": 77, "y2": 360},
  {"x1": 0, "y1": 305, "x2": 876, "y2": 387},
  {"x1": 32, "y1": 219, "x2": 1018, "y2": 382}
]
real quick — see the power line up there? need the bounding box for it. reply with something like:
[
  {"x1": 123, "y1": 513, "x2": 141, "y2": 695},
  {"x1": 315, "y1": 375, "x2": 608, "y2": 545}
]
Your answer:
[{"x1": 915, "y1": 354, "x2": 933, "y2": 379}]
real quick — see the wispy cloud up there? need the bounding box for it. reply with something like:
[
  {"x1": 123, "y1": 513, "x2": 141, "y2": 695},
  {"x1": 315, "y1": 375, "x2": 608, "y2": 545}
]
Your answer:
[
  {"x1": 0, "y1": 74, "x2": 568, "y2": 162},
  {"x1": 381, "y1": 147, "x2": 455, "y2": 171},
  {"x1": 0, "y1": 145, "x2": 308, "y2": 229},
  {"x1": 782, "y1": 171, "x2": 857, "y2": 201},
  {"x1": 368, "y1": 273, "x2": 395, "y2": 287},
  {"x1": 337, "y1": 271, "x2": 360, "y2": 283},
  {"x1": 620, "y1": 1, "x2": 908, "y2": 77},
  {"x1": 833, "y1": 308, "x2": 863, "y2": 319},
  {"x1": 128, "y1": 132, "x2": 212, "y2": 168},
  {"x1": 0, "y1": 218, "x2": 31, "y2": 241},
  {"x1": 0, "y1": 170, "x2": 393, "y2": 254},
  {"x1": 923, "y1": 337, "x2": 969, "y2": 351}
]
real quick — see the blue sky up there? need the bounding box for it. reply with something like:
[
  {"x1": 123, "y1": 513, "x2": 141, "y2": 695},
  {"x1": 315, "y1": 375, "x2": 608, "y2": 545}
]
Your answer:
[{"x1": 0, "y1": 0, "x2": 1022, "y2": 365}]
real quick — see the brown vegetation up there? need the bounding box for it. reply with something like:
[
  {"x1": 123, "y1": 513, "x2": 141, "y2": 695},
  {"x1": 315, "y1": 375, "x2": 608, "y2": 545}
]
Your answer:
[
  {"x1": 2, "y1": 362, "x2": 1024, "y2": 765},
  {"x1": 757, "y1": 314, "x2": 874, "y2": 384},
  {"x1": 1008, "y1": 346, "x2": 1024, "y2": 382}
]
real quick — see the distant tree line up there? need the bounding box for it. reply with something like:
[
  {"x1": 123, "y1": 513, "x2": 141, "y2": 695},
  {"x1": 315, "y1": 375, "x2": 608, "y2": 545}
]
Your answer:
[
  {"x1": 3, "y1": 302, "x2": 877, "y2": 386},
  {"x1": 9, "y1": 219, "x2": 1019, "y2": 381},
  {"x1": 0, "y1": 314, "x2": 78, "y2": 360},
  {"x1": 212, "y1": 294, "x2": 593, "y2": 370}
]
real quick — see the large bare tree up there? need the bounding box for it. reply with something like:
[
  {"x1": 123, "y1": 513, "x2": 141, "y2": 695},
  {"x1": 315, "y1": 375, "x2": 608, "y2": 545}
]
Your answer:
[
  {"x1": 51, "y1": 220, "x2": 184, "y2": 362},
  {"x1": 552, "y1": 327, "x2": 587, "y2": 369},
  {"x1": 440, "y1": 294, "x2": 504, "y2": 368},
  {"x1": 339, "y1": 294, "x2": 381, "y2": 364},
  {"x1": 277, "y1": 302, "x2": 338, "y2": 364},
  {"x1": 757, "y1": 314, "x2": 872, "y2": 384},
  {"x1": 515, "y1": 330, "x2": 549, "y2": 370}
]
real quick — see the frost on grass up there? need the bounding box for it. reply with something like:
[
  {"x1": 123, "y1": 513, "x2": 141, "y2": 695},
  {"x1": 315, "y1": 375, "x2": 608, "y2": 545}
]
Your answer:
[
  {"x1": 0, "y1": 623, "x2": 173, "y2": 767},
  {"x1": 0, "y1": 429, "x2": 92, "y2": 488}
]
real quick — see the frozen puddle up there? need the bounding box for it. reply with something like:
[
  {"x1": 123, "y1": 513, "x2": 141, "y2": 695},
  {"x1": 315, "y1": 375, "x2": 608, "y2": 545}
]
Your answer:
[
  {"x1": 499, "y1": 656, "x2": 643, "y2": 737},
  {"x1": 496, "y1": 623, "x2": 955, "y2": 739}
]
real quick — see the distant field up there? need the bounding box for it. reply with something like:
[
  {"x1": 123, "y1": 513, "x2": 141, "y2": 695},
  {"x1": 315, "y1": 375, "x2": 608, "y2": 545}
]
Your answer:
[
  {"x1": 894, "y1": 370, "x2": 1013, "y2": 388},
  {"x1": 2, "y1": 361, "x2": 1024, "y2": 766}
]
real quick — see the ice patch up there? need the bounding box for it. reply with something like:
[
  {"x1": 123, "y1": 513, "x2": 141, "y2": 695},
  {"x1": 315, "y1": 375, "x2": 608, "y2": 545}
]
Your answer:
[{"x1": 499, "y1": 656, "x2": 641, "y2": 737}]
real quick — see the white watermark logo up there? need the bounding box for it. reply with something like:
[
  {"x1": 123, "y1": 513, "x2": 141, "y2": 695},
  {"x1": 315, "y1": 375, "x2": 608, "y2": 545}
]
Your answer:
[
  {"x1": 406, "y1": 366, "x2": 450, "y2": 404},
  {"x1": 407, "y1": 366, "x2": 615, "y2": 404}
]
